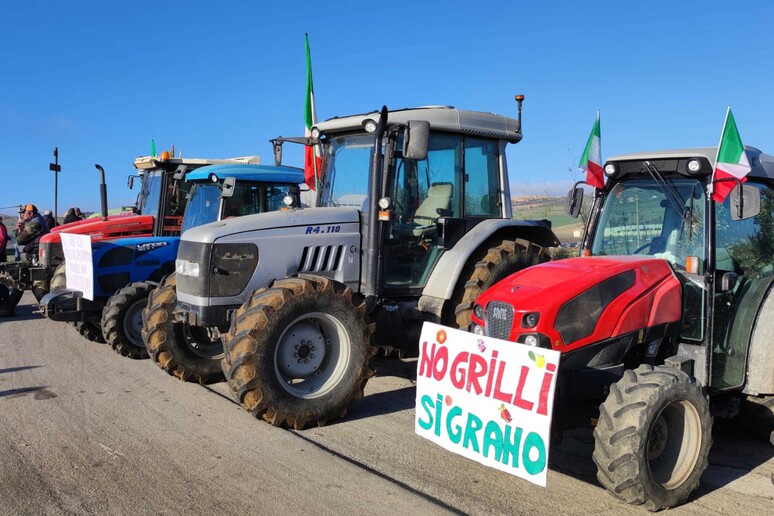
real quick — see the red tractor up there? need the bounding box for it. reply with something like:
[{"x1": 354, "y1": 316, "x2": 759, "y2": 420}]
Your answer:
[{"x1": 470, "y1": 147, "x2": 774, "y2": 510}]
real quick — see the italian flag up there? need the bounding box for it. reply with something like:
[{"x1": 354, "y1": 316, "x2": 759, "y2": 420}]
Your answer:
[
  {"x1": 711, "y1": 107, "x2": 750, "y2": 203},
  {"x1": 579, "y1": 113, "x2": 603, "y2": 189},
  {"x1": 304, "y1": 34, "x2": 321, "y2": 190}
]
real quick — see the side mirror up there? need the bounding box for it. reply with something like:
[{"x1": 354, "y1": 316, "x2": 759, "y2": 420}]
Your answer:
[
  {"x1": 273, "y1": 139, "x2": 283, "y2": 166},
  {"x1": 173, "y1": 165, "x2": 187, "y2": 180},
  {"x1": 730, "y1": 184, "x2": 760, "y2": 220},
  {"x1": 566, "y1": 186, "x2": 584, "y2": 218},
  {"x1": 721, "y1": 271, "x2": 738, "y2": 292},
  {"x1": 403, "y1": 120, "x2": 430, "y2": 160},
  {"x1": 221, "y1": 177, "x2": 236, "y2": 198},
  {"x1": 127, "y1": 176, "x2": 134, "y2": 189}
]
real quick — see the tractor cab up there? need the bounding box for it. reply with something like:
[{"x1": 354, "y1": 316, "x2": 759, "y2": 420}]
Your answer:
[
  {"x1": 577, "y1": 147, "x2": 773, "y2": 394},
  {"x1": 471, "y1": 146, "x2": 774, "y2": 510}
]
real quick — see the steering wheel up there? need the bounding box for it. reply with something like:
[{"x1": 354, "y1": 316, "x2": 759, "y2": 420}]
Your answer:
[{"x1": 632, "y1": 241, "x2": 653, "y2": 255}]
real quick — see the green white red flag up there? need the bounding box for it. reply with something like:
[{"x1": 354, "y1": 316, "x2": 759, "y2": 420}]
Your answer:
[
  {"x1": 711, "y1": 107, "x2": 751, "y2": 203},
  {"x1": 579, "y1": 113, "x2": 603, "y2": 188},
  {"x1": 304, "y1": 34, "x2": 321, "y2": 190}
]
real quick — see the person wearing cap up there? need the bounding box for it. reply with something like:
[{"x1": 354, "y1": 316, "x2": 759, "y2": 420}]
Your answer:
[
  {"x1": 43, "y1": 209, "x2": 58, "y2": 230},
  {"x1": 15, "y1": 204, "x2": 50, "y2": 262}
]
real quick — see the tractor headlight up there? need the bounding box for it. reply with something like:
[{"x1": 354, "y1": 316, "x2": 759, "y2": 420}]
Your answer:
[
  {"x1": 473, "y1": 304, "x2": 484, "y2": 319},
  {"x1": 687, "y1": 159, "x2": 702, "y2": 173},
  {"x1": 472, "y1": 324, "x2": 484, "y2": 336},
  {"x1": 363, "y1": 119, "x2": 377, "y2": 133},
  {"x1": 604, "y1": 163, "x2": 618, "y2": 177},
  {"x1": 521, "y1": 312, "x2": 540, "y2": 328},
  {"x1": 176, "y1": 259, "x2": 200, "y2": 277},
  {"x1": 310, "y1": 127, "x2": 321, "y2": 139},
  {"x1": 516, "y1": 332, "x2": 551, "y2": 348}
]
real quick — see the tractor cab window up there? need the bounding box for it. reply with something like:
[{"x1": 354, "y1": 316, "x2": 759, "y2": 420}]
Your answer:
[
  {"x1": 591, "y1": 178, "x2": 706, "y2": 267},
  {"x1": 384, "y1": 133, "x2": 466, "y2": 291},
  {"x1": 464, "y1": 138, "x2": 501, "y2": 217},
  {"x1": 223, "y1": 183, "x2": 298, "y2": 217},
  {"x1": 711, "y1": 182, "x2": 774, "y2": 390},
  {"x1": 182, "y1": 183, "x2": 221, "y2": 232},
  {"x1": 138, "y1": 169, "x2": 164, "y2": 219},
  {"x1": 318, "y1": 133, "x2": 373, "y2": 209},
  {"x1": 160, "y1": 177, "x2": 191, "y2": 236}
]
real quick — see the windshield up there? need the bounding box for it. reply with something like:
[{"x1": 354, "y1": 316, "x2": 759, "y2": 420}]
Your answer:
[
  {"x1": 182, "y1": 183, "x2": 221, "y2": 232},
  {"x1": 591, "y1": 177, "x2": 705, "y2": 268},
  {"x1": 182, "y1": 181, "x2": 300, "y2": 232},
  {"x1": 137, "y1": 169, "x2": 163, "y2": 218},
  {"x1": 318, "y1": 133, "x2": 374, "y2": 208}
]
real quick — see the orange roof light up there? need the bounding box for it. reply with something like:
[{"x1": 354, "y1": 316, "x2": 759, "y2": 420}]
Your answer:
[{"x1": 160, "y1": 151, "x2": 170, "y2": 160}]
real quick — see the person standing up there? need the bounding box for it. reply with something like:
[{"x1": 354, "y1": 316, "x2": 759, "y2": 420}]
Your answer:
[{"x1": 43, "y1": 209, "x2": 58, "y2": 230}]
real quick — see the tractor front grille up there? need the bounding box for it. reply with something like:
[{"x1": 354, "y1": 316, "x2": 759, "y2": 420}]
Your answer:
[{"x1": 485, "y1": 301, "x2": 514, "y2": 340}]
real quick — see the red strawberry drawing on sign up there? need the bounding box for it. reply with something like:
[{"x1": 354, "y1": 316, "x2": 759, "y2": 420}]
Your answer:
[{"x1": 498, "y1": 403, "x2": 512, "y2": 423}]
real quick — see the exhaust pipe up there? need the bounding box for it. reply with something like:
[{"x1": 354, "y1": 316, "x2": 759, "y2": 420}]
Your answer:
[{"x1": 95, "y1": 164, "x2": 108, "y2": 221}]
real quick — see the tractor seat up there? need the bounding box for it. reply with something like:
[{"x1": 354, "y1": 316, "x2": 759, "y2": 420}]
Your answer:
[{"x1": 395, "y1": 182, "x2": 453, "y2": 239}]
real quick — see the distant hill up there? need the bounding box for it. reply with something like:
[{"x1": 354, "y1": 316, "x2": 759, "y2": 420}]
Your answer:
[{"x1": 511, "y1": 195, "x2": 590, "y2": 243}]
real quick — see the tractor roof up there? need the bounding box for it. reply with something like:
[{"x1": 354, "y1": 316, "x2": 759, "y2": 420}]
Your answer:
[
  {"x1": 133, "y1": 155, "x2": 261, "y2": 170},
  {"x1": 315, "y1": 106, "x2": 522, "y2": 143},
  {"x1": 185, "y1": 163, "x2": 304, "y2": 184},
  {"x1": 607, "y1": 146, "x2": 774, "y2": 180}
]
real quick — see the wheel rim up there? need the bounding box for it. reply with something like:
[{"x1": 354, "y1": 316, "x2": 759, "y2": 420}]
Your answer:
[
  {"x1": 647, "y1": 399, "x2": 703, "y2": 490},
  {"x1": 274, "y1": 312, "x2": 350, "y2": 399},
  {"x1": 182, "y1": 324, "x2": 224, "y2": 359},
  {"x1": 122, "y1": 299, "x2": 147, "y2": 348}
]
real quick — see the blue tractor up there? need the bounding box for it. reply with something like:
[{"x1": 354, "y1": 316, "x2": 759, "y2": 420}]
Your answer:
[{"x1": 41, "y1": 163, "x2": 304, "y2": 359}]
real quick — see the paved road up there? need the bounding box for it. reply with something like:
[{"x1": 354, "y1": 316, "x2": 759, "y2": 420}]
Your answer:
[{"x1": 1, "y1": 292, "x2": 772, "y2": 515}]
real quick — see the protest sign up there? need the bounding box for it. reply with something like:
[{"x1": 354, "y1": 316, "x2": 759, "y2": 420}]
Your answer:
[
  {"x1": 60, "y1": 233, "x2": 94, "y2": 300},
  {"x1": 415, "y1": 323, "x2": 561, "y2": 487}
]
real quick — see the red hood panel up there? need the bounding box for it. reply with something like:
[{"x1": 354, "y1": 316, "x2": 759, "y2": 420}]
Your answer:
[{"x1": 474, "y1": 256, "x2": 683, "y2": 351}]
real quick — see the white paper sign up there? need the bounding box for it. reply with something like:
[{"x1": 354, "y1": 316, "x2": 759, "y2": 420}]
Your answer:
[
  {"x1": 60, "y1": 233, "x2": 94, "y2": 301},
  {"x1": 415, "y1": 323, "x2": 561, "y2": 487}
]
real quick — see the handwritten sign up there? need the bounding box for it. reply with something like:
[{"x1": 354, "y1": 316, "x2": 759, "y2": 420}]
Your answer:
[
  {"x1": 415, "y1": 323, "x2": 561, "y2": 487},
  {"x1": 60, "y1": 233, "x2": 94, "y2": 301}
]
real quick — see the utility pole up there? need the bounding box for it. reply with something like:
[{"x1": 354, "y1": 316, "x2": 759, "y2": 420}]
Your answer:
[{"x1": 49, "y1": 147, "x2": 61, "y2": 221}]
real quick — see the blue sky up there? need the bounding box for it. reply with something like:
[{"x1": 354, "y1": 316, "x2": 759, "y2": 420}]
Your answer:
[{"x1": 2, "y1": 0, "x2": 773, "y2": 214}]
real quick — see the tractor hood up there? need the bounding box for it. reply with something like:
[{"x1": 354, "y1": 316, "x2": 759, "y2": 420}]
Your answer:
[
  {"x1": 472, "y1": 256, "x2": 683, "y2": 352},
  {"x1": 180, "y1": 207, "x2": 359, "y2": 244}
]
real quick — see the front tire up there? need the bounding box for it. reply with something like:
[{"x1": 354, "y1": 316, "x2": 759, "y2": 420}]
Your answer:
[
  {"x1": 593, "y1": 365, "x2": 712, "y2": 511},
  {"x1": 74, "y1": 321, "x2": 106, "y2": 343},
  {"x1": 142, "y1": 273, "x2": 224, "y2": 384},
  {"x1": 222, "y1": 275, "x2": 375, "y2": 429},
  {"x1": 452, "y1": 239, "x2": 547, "y2": 329},
  {"x1": 102, "y1": 282, "x2": 154, "y2": 359}
]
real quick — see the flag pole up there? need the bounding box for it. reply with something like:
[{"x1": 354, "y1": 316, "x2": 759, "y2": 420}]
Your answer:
[{"x1": 708, "y1": 106, "x2": 731, "y2": 198}]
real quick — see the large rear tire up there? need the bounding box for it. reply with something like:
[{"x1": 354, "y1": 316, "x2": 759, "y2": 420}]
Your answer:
[
  {"x1": 452, "y1": 239, "x2": 547, "y2": 329},
  {"x1": 593, "y1": 365, "x2": 712, "y2": 511},
  {"x1": 222, "y1": 275, "x2": 375, "y2": 429},
  {"x1": 142, "y1": 273, "x2": 224, "y2": 384},
  {"x1": 102, "y1": 282, "x2": 153, "y2": 359}
]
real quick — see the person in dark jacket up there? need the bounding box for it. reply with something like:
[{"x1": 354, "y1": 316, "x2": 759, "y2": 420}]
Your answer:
[
  {"x1": 63, "y1": 207, "x2": 84, "y2": 224},
  {"x1": 15, "y1": 204, "x2": 50, "y2": 262},
  {"x1": 43, "y1": 209, "x2": 58, "y2": 230}
]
